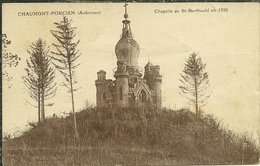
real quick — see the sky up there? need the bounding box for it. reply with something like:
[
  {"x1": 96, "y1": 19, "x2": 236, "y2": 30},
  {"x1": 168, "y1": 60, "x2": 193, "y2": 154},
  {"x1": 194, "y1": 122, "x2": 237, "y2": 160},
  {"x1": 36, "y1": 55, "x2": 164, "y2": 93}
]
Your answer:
[{"x1": 2, "y1": 3, "x2": 259, "y2": 140}]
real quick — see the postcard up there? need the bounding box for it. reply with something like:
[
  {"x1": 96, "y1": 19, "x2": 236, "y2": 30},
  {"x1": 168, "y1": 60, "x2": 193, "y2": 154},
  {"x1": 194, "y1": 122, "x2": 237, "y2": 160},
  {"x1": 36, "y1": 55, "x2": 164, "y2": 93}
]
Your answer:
[{"x1": 2, "y1": 3, "x2": 259, "y2": 165}]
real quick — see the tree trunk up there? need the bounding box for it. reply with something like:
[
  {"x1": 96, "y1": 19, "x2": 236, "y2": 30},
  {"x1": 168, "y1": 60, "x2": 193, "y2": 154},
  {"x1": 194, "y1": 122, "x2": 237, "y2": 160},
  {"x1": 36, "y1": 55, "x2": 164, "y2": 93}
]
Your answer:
[
  {"x1": 38, "y1": 86, "x2": 41, "y2": 123},
  {"x1": 40, "y1": 48, "x2": 45, "y2": 122},
  {"x1": 68, "y1": 62, "x2": 79, "y2": 143},
  {"x1": 195, "y1": 78, "x2": 198, "y2": 119},
  {"x1": 41, "y1": 88, "x2": 45, "y2": 122}
]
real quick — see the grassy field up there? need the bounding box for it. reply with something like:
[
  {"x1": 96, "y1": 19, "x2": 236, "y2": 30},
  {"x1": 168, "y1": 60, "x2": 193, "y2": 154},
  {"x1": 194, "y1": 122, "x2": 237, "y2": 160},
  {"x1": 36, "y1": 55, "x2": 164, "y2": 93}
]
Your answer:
[{"x1": 3, "y1": 107, "x2": 259, "y2": 165}]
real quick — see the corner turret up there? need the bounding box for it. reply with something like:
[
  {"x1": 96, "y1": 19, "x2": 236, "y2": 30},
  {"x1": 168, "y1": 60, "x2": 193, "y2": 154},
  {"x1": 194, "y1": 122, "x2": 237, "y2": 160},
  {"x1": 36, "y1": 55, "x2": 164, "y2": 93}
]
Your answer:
[{"x1": 144, "y1": 62, "x2": 162, "y2": 109}]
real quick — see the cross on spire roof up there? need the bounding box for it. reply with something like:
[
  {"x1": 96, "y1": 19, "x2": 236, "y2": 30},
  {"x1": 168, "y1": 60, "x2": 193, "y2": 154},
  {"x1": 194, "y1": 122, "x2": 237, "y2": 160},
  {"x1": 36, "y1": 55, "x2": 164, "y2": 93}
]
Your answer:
[{"x1": 124, "y1": 3, "x2": 128, "y2": 19}]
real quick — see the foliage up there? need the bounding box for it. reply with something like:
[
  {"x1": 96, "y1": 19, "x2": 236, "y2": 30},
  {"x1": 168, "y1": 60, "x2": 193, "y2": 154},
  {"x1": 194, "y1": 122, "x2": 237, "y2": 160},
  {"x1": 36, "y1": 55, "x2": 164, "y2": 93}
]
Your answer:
[
  {"x1": 23, "y1": 38, "x2": 57, "y2": 123},
  {"x1": 3, "y1": 107, "x2": 259, "y2": 165},
  {"x1": 2, "y1": 34, "x2": 21, "y2": 88},
  {"x1": 50, "y1": 16, "x2": 81, "y2": 142},
  {"x1": 179, "y1": 53, "x2": 210, "y2": 118}
]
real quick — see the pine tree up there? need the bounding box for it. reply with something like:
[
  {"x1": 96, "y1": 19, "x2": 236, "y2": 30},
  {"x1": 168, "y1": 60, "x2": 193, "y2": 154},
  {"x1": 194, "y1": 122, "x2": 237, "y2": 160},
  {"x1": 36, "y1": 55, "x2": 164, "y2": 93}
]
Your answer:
[
  {"x1": 50, "y1": 16, "x2": 81, "y2": 142},
  {"x1": 23, "y1": 38, "x2": 56, "y2": 123},
  {"x1": 179, "y1": 53, "x2": 210, "y2": 118}
]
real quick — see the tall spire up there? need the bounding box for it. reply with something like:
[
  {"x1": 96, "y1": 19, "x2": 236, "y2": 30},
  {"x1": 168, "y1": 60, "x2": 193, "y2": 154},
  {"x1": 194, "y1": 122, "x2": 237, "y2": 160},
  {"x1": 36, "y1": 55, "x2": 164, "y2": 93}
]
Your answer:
[
  {"x1": 122, "y1": 3, "x2": 132, "y2": 39},
  {"x1": 115, "y1": 3, "x2": 140, "y2": 69}
]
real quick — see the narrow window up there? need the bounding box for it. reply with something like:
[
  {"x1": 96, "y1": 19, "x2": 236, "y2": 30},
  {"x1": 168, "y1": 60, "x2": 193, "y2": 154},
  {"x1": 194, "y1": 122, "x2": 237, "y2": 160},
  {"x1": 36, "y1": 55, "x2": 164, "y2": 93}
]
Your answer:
[
  {"x1": 120, "y1": 87, "x2": 123, "y2": 101},
  {"x1": 140, "y1": 90, "x2": 146, "y2": 103},
  {"x1": 102, "y1": 92, "x2": 107, "y2": 103}
]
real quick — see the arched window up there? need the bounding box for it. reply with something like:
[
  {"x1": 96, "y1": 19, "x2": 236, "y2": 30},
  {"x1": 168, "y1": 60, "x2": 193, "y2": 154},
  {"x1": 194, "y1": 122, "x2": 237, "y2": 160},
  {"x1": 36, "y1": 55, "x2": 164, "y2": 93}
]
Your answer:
[
  {"x1": 140, "y1": 90, "x2": 146, "y2": 103},
  {"x1": 102, "y1": 91, "x2": 107, "y2": 103}
]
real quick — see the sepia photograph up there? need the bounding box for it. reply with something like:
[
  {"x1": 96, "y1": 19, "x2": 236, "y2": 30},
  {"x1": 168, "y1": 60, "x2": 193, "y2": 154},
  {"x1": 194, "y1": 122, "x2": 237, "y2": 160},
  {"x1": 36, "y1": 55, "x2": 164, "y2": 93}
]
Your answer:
[{"x1": 2, "y1": 3, "x2": 259, "y2": 165}]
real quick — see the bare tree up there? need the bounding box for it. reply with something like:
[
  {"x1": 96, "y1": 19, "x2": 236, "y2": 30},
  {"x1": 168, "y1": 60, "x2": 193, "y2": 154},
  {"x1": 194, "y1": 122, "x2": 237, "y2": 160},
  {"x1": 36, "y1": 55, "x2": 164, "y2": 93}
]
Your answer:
[
  {"x1": 50, "y1": 16, "x2": 81, "y2": 142},
  {"x1": 2, "y1": 34, "x2": 21, "y2": 88},
  {"x1": 23, "y1": 38, "x2": 57, "y2": 123},
  {"x1": 179, "y1": 53, "x2": 210, "y2": 118}
]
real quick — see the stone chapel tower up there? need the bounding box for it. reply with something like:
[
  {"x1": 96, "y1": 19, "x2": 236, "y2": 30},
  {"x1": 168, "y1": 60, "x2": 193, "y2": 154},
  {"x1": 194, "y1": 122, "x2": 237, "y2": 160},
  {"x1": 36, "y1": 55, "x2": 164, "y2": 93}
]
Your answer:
[{"x1": 95, "y1": 4, "x2": 162, "y2": 108}]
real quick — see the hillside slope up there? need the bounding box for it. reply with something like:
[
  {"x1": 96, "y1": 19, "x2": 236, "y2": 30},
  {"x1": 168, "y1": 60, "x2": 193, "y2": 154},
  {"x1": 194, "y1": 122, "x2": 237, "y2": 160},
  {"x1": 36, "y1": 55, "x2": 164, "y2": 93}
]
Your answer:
[{"x1": 3, "y1": 107, "x2": 259, "y2": 165}]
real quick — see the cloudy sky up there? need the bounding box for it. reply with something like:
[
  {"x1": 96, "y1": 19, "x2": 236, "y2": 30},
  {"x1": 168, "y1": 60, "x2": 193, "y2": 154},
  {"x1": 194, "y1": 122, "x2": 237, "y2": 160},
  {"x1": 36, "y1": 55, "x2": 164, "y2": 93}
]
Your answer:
[{"x1": 2, "y1": 3, "x2": 259, "y2": 139}]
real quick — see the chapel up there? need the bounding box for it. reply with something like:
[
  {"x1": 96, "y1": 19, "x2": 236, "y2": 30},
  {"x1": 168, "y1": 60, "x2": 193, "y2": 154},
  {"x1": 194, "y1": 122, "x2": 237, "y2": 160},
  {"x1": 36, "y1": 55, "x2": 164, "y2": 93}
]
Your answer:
[{"x1": 95, "y1": 4, "x2": 162, "y2": 108}]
